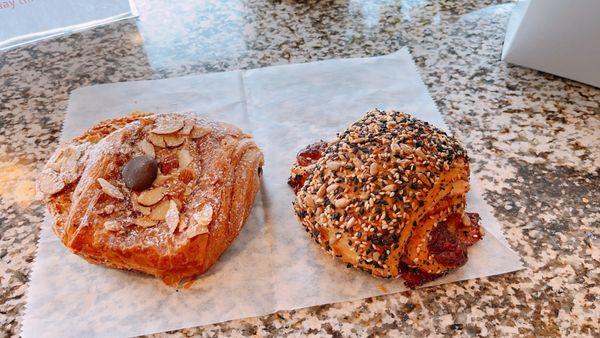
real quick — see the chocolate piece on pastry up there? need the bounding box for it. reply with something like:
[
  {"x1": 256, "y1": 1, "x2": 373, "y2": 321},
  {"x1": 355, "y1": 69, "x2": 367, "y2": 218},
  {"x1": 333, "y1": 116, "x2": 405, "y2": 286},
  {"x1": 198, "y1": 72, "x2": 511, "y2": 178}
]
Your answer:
[
  {"x1": 290, "y1": 109, "x2": 483, "y2": 288},
  {"x1": 38, "y1": 112, "x2": 264, "y2": 285}
]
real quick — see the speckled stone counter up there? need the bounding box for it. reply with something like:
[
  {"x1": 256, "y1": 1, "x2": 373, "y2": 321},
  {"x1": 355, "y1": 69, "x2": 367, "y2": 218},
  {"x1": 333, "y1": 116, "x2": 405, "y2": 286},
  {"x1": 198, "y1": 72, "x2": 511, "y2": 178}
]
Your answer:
[{"x1": 1, "y1": 0, "x2": 598, "y2": 337}]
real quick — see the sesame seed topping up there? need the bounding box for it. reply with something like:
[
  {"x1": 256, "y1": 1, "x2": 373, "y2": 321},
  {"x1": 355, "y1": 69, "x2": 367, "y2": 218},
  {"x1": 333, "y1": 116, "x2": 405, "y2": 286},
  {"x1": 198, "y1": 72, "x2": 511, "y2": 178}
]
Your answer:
[{"x1": 292, "y1": 109, "x2": 469, "y2": 275}]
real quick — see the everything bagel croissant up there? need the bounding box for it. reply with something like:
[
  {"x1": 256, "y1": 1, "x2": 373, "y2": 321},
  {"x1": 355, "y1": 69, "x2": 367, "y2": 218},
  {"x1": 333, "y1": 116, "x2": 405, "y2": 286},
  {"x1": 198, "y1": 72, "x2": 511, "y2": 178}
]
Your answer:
[
  {"x1": 38, "y1": 112, "x2": 263, "y2": 285},
  {"x1": 289, "y1": 109, "x2": 483, "y2": 288}
]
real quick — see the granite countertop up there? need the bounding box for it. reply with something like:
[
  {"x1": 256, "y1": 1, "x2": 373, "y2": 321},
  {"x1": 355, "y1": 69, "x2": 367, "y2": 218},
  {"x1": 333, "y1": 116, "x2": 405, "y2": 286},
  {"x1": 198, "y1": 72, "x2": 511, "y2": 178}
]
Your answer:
[{"x1": 1, "y1": 0, "x2": 598, "y2": 336}]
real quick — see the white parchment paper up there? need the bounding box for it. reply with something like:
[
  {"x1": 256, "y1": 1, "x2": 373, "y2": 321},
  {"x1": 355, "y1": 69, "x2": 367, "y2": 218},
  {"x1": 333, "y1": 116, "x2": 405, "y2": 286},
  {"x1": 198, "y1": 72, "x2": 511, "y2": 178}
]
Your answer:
[{"x1": 23, "y1": 49, "x2": 523, "y2": 338}]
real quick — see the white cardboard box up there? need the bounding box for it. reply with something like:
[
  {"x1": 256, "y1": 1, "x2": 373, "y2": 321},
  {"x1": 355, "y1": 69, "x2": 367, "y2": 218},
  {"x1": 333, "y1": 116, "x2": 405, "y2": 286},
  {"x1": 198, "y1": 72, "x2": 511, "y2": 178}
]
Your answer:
[{"x1": 502, "y1": 0, "x2": 600, "y2": 88}]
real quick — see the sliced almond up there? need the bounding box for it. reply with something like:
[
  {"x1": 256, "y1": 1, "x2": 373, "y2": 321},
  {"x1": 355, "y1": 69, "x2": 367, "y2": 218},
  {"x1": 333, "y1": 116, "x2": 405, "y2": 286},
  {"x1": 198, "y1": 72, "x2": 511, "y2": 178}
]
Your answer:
[
  {"x1": 165, "y1": 200, "x2": 180, "y2": 233},
  {"x1": 178, "y1": 148, "x2": 193, "y2": 168},
  {"x1": 184, "y1": 186, "x2": 192, "y2": 196},
  {"x1": 152, "y1": 119, "x2": 184, "y2": 135},
  {"x1": 196, "y1": 204, "x2": 213, "y2": 226},
  {"x1": 139, "y1": 139, "x2": 155, "y2": 158},
  {"x1": 97, "y1": 178, "x2": 124, "y2": 200},
  {"x1": 185, "y1": 221, "x2": 209, "y2": 238},
  {"x1": 38, "y1": 170, "x2": 65, "y2": 195},
  {"x1": 136, "y1": 186, "x2": 165, "y2": 206},
  {"x1": 152, "y1": 174, "x2": 170, "y2": 187},
  {"x1": 164, "y1": 135, "x2": 185, "y2": 148},
  {"x1": 149, "y1": 199, "x2": 170, "y2": 221},
  {"x1": 185, "y1": 204, "x2": 213, "y2": 237},
  {"x1": 48, "y1": 150, "x2": 65, "y2": 172},
  {"x1": 180, "y1": 120, "x2": 194, "y2": 135},
  {"x1": 147, "y1": 133, "x2": 166, "y2": 148},
  {"x1": 104, "y1": 220, "x2": 122, "y2": 231},
  {"x1": 191, "y1": 125, "x2": 210, "y2": 139},
  {"x1": 61, "y1": 152, "x2": 80, "y2": 184},
  {"x1": 47, "y1": 146, "x2": 81, "y2": 183},
  {"x1": 132, "y1": 197, "x2": 152, "y2": 215},
  {"x1": 134, "y1": 217, "x2": 158, "y2": 228}
]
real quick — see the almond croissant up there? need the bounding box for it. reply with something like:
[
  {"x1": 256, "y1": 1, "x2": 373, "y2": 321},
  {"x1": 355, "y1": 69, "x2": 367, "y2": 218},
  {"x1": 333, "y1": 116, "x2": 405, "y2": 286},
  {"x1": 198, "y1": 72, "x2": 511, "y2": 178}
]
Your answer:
[{"x1": 38, "y1": 112, "x2": 264, "y2": 285}]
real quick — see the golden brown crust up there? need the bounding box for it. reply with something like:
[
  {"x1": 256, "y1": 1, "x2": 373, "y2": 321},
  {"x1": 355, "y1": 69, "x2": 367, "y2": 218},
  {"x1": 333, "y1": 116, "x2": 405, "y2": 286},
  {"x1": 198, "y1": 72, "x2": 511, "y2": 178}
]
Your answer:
[
  {"x1": 292, "y1": 109, "x2": 478, "y2": 279},
  {"x1": 38, "y1": 112, "x2": 264, "y2": 285}
]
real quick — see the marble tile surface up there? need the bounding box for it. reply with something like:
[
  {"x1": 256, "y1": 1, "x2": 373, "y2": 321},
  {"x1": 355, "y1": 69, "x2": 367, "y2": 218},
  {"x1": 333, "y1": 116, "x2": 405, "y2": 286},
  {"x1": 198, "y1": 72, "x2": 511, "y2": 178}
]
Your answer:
[{"x1": 0, "y1": 0, "x2": 598, "y2": 336}]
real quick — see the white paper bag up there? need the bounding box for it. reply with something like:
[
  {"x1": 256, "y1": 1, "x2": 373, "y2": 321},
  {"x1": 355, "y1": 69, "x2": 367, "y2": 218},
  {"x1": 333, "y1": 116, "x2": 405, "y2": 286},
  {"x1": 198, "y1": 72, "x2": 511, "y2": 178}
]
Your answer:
[
  {"x1": 501, "y1": 0, "x2": 600, "y2": 88},
  {"x1": 0, "y1": 0, "x2": 137, "y2": 51}
]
